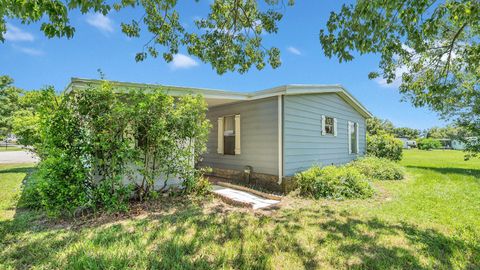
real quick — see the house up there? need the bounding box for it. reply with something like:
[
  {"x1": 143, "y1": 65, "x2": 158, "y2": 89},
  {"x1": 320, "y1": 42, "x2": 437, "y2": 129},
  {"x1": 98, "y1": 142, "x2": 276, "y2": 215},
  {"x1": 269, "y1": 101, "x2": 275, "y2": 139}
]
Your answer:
[
  {"x1": 451, "y1": 139, "x2": 466, "y2": 150},
  {"x1": 438, "y1": 138, "x2": 453, "y2": 149},
  {"x1": 398, "y1": 137, "x2": 417, "y2": 149},
  {"x1": 67, "y1": 78, "x2": 372, "y2": 192},
  {"x1": 452, "y1": 137, "x2": 477, "y2": 150}
]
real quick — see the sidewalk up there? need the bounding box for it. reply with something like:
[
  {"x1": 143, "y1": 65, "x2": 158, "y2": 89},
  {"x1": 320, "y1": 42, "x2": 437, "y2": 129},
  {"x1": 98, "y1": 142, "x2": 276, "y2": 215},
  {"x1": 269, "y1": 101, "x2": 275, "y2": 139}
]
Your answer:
[{"x1": 0, "y1": 151, "x2": 39, "y2": 164}]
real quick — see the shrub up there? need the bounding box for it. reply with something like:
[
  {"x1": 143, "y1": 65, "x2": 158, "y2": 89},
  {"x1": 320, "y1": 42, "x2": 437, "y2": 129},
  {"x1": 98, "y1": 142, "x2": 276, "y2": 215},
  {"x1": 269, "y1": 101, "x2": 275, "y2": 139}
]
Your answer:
[
  {"x1": 417, "y1": 138, "x2": 442, "y2": 150},
  {"x1": 31, "y1": 82, "x2": 210, "y2": 217},
  {"x1": 295, "y1": 165, "x2": 374, "y2": 199},
  {"x1": 92, "y1": 177, "x2": 134, "y2": 213},
  {"x1": 36, "y1": 156, "x2": 91, "y2": 217},
  {"x1": 18, "y1": 170, "x2": 42, "y2": 209},
  {"x1": 367, "y1": 134, "x2": 403, "y2": 161},
  {"x1": 349, "y1": 157, "x2": 405, "y2": 180}
]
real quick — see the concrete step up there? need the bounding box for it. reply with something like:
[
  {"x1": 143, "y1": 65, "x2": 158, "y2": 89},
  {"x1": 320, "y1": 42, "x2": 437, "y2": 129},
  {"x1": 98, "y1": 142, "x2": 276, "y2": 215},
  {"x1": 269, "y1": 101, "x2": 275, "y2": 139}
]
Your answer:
[{"x1": 211, "y1": 185, "x2": 280, "y2": 210}]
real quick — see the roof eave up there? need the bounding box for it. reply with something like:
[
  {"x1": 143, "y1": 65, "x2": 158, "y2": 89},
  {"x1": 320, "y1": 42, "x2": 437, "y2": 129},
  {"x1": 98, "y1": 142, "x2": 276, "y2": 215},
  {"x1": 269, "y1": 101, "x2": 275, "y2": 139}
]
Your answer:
[{"x1": 66, "y1": 78, "x2": 373, "y2": 118}]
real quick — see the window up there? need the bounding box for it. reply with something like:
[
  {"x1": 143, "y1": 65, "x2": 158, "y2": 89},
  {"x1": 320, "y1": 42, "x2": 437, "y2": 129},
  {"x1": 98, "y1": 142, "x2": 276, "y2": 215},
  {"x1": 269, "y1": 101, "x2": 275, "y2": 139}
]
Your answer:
[
  {"x1": 223, "y1": 115, "x2": 235, "y2": 155},
  {"x1": 349, "y1": 121, "x2": 359, "y2": 154},
  {"x1": 321, "y1": 115, "x2": 337, "y2": 136},
  {"x1": 217, "y1": 115, "x2": 241, "y2": 155},
  {"x1": 325, "y1": 117, "x2": 334, "y2": 135}
]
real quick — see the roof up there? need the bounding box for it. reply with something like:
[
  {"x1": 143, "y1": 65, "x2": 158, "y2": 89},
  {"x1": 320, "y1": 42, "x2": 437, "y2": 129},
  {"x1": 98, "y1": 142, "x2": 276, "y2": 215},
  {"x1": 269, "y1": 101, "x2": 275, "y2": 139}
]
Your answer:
[{"x1": 66, "y1": 78, "x2": 373, "y2": 118}]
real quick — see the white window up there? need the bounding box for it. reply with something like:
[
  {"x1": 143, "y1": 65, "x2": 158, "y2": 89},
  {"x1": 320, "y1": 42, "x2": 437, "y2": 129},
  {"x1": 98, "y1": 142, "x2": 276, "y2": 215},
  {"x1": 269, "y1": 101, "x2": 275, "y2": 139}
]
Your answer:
[
  {"x1": 321, "y1": 115, "x2": 337, "y2": 136},
  {"x1": 348, "y1": 121, "x2": 359, "y2": 154},
  {"x1": 217, "y1": 115, "x2": 241, "y2": 155}
]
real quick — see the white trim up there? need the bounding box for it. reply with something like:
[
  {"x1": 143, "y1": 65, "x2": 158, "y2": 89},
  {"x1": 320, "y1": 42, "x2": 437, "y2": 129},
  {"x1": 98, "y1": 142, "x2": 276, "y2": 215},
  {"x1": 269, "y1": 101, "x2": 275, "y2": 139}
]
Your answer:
[
  {"x1": 278, "y1": 95, "x2": 283, "y2": 184},
  {"x1": 321, "y1": 115, "x2": 326, "y2": 135},
  {"x1": 67, "y1": 78, "x2": 373, "y2": 118},
  {"x1": 333, "y1": 118, "x2": 338, "y2": 137},
  {"x1": 348, "y1": 121, "x2": 352, "y2": 154},
  {"x1": 348, "y1": 121, "x2": 359, "y2": 155},
  {"x1": 217, "y1": 117, "x2": 224, "y2": 154},
  {"x1": 234, "y1": 114, "x2": 241, "y2": 155},
  {"x1": 355, "y1": 122, "x2": 359, "y2": 154}
]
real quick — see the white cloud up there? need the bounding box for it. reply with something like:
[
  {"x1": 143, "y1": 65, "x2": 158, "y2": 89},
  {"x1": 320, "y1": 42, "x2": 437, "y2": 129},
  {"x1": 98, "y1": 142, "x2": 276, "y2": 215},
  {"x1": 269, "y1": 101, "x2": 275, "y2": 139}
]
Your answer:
[
  {"x1": 375, "y1": 44, "x2": 412, "y2": 88},
  {"x1": 86, "y1": 13, "x2": 114, "y2": 33},
  {"x1": 374, "y1": 65, "x2": 409, "y2": 88},
  {"x1": 170, "y1": 54, "x2": 199, "y2": 70},
  {"x1": 4, "y1": 24, "x2": 34, "y2": 42},
  {"x1": 12, "y1": 45, "x2": 44, "y2": 56},
  {"x1": 287, "y1": 46, "x2": 302, "y2": 56}
]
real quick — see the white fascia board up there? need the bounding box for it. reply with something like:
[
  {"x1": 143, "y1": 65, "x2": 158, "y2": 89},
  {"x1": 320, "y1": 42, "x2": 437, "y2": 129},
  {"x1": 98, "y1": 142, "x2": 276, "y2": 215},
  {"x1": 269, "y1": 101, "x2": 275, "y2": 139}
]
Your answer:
[{"x1": 65, "y1": 78, "x2": 372, "y2": 118}]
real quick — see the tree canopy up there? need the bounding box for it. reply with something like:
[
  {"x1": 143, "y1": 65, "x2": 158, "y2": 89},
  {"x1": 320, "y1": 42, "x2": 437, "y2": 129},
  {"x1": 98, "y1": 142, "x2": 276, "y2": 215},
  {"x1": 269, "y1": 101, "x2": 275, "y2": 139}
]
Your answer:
[
  {"x1": 367, "y1": 117, "x2": 421, "y2": 139},
  {"x1": 1, "y1": 0, "x2": 294, "y2": 74},
  {"x1": 426, "y1": 124, "x2": 472, "y2": 139},
  {"x1": 0, "y1": 76, "x2": 23, "y2": 141},
  {"x1": 319, "y1": 0, "x2": 479, "y2": 154},
  {"x1": 2, "y1": 1, "x2": 479, "y2": 155}
]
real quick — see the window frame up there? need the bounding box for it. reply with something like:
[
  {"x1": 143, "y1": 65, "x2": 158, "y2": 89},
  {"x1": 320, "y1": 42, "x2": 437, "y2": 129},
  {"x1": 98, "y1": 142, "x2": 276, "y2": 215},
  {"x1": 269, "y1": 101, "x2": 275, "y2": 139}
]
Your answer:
[
  {"x1": 324, "y1": 116, "x2": 335, "y2": 135},
  {"x1": 321, "y1": 115, "x2": 337, "y2": 136},
  {"x1": 223, "y1": 115, "x2": 236, "y2": 155},
  {"x1": 348, "y1": 121, "x2": 359, "y2": 154},
  {"x1": 217, "y1": 114, "x2": 241, "y2": 155}
]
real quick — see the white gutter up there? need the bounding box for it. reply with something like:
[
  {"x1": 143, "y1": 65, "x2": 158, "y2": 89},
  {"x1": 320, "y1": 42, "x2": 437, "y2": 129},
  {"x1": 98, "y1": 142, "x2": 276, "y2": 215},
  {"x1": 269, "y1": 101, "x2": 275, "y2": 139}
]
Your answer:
[
  {"x1": 67, "y1": 78, "x2": 373, "y2": 118},
  {"x1": 277, "y1": 95, "x2": 283, "y2": 184}
]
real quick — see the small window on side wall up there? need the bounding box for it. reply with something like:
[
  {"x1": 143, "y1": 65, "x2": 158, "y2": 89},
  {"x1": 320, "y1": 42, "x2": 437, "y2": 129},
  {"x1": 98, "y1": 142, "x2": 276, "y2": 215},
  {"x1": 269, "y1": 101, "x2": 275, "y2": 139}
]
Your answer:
[
  {"x1": 223, "y1": 115, "x2": 235, "y2": 155},
  {"x1": 217, "y1": 115, "x2": 241, "y2": 155},
  {"x1": 348, "y1": 121, "x2": 359, "y2": 154},
  {"x1": 321, "y1": 115, "x2": 337, "y2": 136}
]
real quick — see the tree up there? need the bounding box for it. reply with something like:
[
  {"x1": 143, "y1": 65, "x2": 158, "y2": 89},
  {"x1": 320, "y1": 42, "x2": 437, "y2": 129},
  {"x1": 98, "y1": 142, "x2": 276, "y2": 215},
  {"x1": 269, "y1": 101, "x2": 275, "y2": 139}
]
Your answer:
[
  {"x1": 366, "y1": 117, "x2": 395, "y2": 136},
  {"x1": 0, "y1": 76, "x2": 23, "y2": 142},
  {"x1": 12, "y1": 88, "x2": 58, "y2": 148},
  {"x1": 426, "y1": 124, "x2": 472, "y2": 139},
  {"x1": 319, "y1": 0, "x2": 479, "y2": 155},
  {"x1": 1, "y1": 0, "x2": 294, "y2": 74},
  {"x1": 393, "y1": 127, "x2": 421, "y2": 139}
]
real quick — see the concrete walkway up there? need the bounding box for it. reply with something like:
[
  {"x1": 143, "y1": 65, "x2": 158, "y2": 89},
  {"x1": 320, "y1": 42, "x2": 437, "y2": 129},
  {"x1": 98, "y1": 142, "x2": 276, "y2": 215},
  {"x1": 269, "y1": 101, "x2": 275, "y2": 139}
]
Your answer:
[
  {"x1": 212, "y1": 185, "x2": 280, "y2": 209},
  {"x1": 0, "y1": 151, "x2": 39, "y2": 164}
]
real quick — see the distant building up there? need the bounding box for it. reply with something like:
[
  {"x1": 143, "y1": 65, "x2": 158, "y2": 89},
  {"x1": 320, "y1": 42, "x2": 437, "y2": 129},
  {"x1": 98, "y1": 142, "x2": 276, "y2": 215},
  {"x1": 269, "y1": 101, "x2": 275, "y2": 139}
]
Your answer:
[
  {"x1": 451, "y1": 137, "x2": 478, "y2": 150},
  {"x1": 451, "y1": 139, "x2": 466, "y2": 150},
  {"x1": 398, "y1": 137, "x2": 417, "y2": 149},
  {"x1": 438, "y1": 139, "x2": 452, "y2": 149}
]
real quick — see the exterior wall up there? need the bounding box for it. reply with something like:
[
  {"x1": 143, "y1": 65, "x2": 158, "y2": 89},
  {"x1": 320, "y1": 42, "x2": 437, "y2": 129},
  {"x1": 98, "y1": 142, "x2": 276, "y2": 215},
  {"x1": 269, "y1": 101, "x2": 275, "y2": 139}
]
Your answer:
[
  {"x1": 452, "y1": 139, "x2": 466, "y2": 150},
  {"x1": 283, "y1": 93, "x2": 367, "y2": 176},
  {"x1": 200, "y1": 97, "x2": 279, "y2": 175}
]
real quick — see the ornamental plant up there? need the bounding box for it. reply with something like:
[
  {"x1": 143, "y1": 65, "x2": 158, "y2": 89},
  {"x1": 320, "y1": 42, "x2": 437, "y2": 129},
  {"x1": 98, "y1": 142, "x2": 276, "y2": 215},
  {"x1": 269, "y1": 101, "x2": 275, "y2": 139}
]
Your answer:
[
  {"x1": 367, "y1": 134, "x2": 403, "y2": 162},
  {"x1": 295, "y1": 165, "x2": 374, "y2": 200},
  {"x1": 348, "y1": 157, "x2": 405, "y2": 181},
  {"x1": 417, "y1": 138, "x2": 442, "y2": 150},
  {"x1": 30, "y1": 82, "x2": 210, "y2": 217}
]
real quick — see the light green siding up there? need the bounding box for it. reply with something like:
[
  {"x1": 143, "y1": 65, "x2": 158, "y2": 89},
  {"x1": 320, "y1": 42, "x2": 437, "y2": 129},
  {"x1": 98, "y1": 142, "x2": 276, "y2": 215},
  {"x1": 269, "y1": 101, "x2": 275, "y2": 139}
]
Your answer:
[
  {"x1": 200, "y1": 97, "x2": 279, "y2": 175},
  {"x1": 283, "y1": 93, "x2": 367, "y2": 176}
]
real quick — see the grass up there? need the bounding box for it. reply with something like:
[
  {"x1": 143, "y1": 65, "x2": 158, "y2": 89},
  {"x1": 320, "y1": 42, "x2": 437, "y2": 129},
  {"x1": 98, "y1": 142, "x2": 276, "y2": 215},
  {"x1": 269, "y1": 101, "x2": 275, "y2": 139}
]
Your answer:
[
  {"x1": 0, "y1": 146, "x2": 23, "y2": 152},
  {"x1": 1, "y1": 150, "x2": 479, "y2": 269}
]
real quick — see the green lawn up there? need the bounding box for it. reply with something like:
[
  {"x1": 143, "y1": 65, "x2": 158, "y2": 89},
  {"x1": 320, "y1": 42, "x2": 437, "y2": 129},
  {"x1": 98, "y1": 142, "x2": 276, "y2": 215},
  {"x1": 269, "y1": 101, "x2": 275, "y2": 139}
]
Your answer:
[
  {"x1": 0, "y1": 146, "x2": 23, "y2": 152},
  {"x1": 1, "y1": 150, "x2": 479, "y2": 269}
]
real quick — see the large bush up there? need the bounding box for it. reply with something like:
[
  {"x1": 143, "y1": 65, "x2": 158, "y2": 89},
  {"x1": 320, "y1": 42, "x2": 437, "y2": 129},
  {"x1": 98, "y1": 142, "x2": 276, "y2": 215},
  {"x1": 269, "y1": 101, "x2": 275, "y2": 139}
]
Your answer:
[
  {"x1": 349, "y1": 157, "x2": 405, "y2": 180},
  {"x1": 295, "y1": 165, "x2": 374, "y2": 199},
  {"x1": 417, "y1": 138, "x2": 442, "y2": 150},
  {"x1": 29, "y1": 82, "x2": 210, "y2": 217},
  {"x1": 367, "y1": 134, "x2": 403, "y2": 161}
]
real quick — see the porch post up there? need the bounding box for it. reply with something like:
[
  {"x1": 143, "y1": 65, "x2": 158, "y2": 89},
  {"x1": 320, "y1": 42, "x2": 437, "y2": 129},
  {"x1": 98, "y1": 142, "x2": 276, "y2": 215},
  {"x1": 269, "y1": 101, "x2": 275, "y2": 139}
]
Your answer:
[{"x1": 278, "y1": 95, "x2": 283, "y2": 184}]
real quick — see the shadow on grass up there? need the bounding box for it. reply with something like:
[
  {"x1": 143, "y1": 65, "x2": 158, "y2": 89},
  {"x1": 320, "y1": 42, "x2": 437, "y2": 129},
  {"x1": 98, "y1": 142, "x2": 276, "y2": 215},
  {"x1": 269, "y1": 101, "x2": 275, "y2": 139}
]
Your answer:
[
  {"x1": 1, "y1": 172, "x2": 479, "y2": 269},
  {"x1": 406, "y1": 165, "x2": 480, "y2": 178},
  {"x1": 0, "y1": 166, "x2": 36, "y2": 175}
]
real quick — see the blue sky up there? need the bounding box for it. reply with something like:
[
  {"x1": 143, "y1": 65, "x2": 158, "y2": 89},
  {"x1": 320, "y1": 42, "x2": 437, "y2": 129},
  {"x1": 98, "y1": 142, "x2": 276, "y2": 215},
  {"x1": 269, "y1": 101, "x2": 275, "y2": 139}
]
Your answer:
[{"x1": 0, "y1": 1, "x2": 446, "y2": 129}]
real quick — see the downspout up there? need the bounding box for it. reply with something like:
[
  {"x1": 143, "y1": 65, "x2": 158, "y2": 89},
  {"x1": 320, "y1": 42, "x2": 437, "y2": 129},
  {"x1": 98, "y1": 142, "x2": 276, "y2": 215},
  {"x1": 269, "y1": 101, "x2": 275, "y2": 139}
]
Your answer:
[{"x1": 278, "y1": 95, "x2": 283, "y2": 184}]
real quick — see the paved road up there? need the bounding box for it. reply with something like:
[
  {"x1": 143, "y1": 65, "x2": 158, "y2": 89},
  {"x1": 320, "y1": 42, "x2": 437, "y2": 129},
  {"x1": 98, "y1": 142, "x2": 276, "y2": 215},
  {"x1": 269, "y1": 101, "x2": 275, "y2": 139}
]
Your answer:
[{"x1": 0, "y1": 151, "x2": 39, "y2": 164}]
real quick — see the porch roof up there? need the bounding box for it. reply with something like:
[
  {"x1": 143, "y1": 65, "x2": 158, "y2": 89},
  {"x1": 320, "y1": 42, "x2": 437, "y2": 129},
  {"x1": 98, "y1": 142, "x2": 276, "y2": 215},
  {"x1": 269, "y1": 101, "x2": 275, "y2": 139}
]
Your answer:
[{"x1": 66, "y1": 78, "x2": 373, "y2": 118}]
